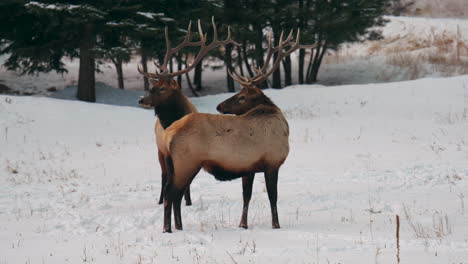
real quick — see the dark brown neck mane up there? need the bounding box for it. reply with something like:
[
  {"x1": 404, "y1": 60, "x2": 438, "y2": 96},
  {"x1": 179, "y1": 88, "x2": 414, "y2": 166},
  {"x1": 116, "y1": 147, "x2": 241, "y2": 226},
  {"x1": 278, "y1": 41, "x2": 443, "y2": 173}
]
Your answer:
[
  {"x1": 154, "y1": 92, "x2": 191, "y2": 129},
  {"x1": 254, "y1": 93, "x2": 276, "y2": 108}
]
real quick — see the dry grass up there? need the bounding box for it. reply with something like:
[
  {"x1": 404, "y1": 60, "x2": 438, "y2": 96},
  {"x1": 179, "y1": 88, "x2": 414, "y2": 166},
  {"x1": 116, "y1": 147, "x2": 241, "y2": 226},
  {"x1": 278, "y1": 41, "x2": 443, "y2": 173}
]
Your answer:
[
  {"x1": 403, "y1": 205, "x2": 452, "y2": 242},
  {"x1": 408, "y1": 0, "x2": 468, "y2": 18},
  {"x1": 376, "y1": 27, "x2": 468, "y2": 79}
]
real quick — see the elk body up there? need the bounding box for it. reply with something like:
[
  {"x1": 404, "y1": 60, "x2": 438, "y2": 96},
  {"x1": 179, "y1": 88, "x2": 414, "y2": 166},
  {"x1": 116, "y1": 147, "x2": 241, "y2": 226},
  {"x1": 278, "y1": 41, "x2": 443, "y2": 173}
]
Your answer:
[
  {"x1": 139, "y1": 79, "x2": 197, "y2": 205},
  {"x1": 158, "y1": 30, "x2": 317, "y2": 233},
  {"x1": 138, "y1": 18, "x2": 239, "y2": 207}
]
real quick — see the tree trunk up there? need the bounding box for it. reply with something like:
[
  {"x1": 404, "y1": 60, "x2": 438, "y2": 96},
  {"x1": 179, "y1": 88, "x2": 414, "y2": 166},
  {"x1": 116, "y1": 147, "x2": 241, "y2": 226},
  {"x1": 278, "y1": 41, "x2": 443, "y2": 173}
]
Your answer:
[
  {"x1": 272, "y1": 51, "x2": 281, "y2": 88},
  {"x1": 308, "y1": 44, "x2": 327, "y2": 83},
  {"x1": 114, "y1": 58, "x2": 124, "y2": 90},
  {"x1": 236, "y1": 45, "x2": 245, "y2": 76},
  {"x1": 284, "y1": 55, "x2": 292, "y2": 86},
  {"x1": 141, "y1": 49, "x2": 149, "y2": 91},
  {"x1": 298, "y1": 49, "x2": 305, "y2": 84},
  {"x1": 305, "y1": 47, "x2": 316, "y2": 83},
  {"x1": 242, "y1": 42, "x2": 254, "y2": 77},
  {"x1": 169, "y1": 57, "x2": 173, "y2": 73},
  {"x1": 298, "y1": 0, "x2": 306, "y2": 84},
  {"x1": 253, "y1": 23, "x2": 266, "y2": 88},
  {"x1": 184, "y1": 55, "x2": 199, "y2": 97},
  {"x1": 283, "y1": 55, "x2": 292, "y2": 86},
  {"x1": 306, "y1": 42, "x2": 327, "y2": 84},
  {"x1": 77, "y1": 23, "x2": 96, "y2": 102},
  {"x1": 194, "y1": 58, "x2": 203, "y2": 91},
  {"x1": 176, "y1": 54, "x2": 183, "y2": 88},
  {"x1": 225, "y1": 44, "x2": 235, "y2": 92}
]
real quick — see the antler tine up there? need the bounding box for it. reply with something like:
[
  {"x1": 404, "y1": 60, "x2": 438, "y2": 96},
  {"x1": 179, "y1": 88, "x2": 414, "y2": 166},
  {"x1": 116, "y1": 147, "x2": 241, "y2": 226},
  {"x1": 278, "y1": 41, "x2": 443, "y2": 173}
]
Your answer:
[
  {"x1": 211, "y1": 16, "x2": 218, "y2": 41},
  {"x1": 251, "y1": 28, "x2": 318, "y2": 85},
  {"x1": 186, "y1": 20, "x2": 192, "y2": 41},
  {"x1": 258, "y1": 33, "x2": 276, "y2": 74},
  {"x1": 283, "y1": 29, "x2": 319, "y2": 57},
  {"x1": 142, "y1": 19, "x2": 242, "y2": 79},
  {"x1": 228, "y1": 69, "x2": 251, "y2": 86},
  {"x1": 284, "y1": 29, "x2": 294, "y2": 45},
  {"x1": 197, "y1": 19, "x2": 206, "y2": 43},
  {"x1": 228, "y1": 28, "x2": 318, "y2": 87},
  {"x1": 138, "y1": 64, "x2": 159, "y2": 79},
  {"x1": 158, "y1": 26, "x2": 171, "y2": 73},
  {"x1": 297, "y1": 28, "x2": 319, "y2": 49},
  {"x1": 233, "y1": 69, "x2": 251, "y2": 82}
]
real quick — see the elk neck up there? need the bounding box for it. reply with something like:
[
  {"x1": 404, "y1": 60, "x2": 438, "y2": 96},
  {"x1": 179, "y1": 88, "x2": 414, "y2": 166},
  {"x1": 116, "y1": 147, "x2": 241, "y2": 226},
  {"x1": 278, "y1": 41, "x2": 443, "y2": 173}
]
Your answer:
[{"x1": 154, "y1": 92, "x2": 191, "y2": 129}]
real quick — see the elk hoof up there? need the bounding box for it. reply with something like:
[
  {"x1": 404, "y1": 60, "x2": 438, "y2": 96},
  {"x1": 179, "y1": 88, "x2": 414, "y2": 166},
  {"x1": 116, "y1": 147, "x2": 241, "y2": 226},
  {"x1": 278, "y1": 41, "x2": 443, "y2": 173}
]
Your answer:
[
  {"x1": 163, "y1": 227, "x2": 172, "y2": 233},
  {"x1": 272, "y1": 223, "x2": 280, "y2": 229},
  {"x1": 185, "y1": 200, "x2": 192, "y2": 206},
  {"x1": 239, "y1": 223, "x2": 248, "y2": 229}
]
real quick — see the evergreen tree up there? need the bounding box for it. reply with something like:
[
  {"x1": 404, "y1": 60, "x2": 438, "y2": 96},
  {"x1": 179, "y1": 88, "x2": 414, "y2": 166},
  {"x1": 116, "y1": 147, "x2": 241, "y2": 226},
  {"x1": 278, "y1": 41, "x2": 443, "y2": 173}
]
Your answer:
[
  {"x1": 301, "y1": 0, "x2": 390, "y2": 83},
  {"x1": 0, "y1": 0, "x2": 172, "y2": 101}
]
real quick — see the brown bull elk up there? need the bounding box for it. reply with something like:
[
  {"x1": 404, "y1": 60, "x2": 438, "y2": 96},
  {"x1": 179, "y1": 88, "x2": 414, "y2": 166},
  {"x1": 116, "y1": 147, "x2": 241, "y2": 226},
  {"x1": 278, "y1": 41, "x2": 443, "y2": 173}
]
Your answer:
[
  {"x1": 137, "y1": 18, "x2": 239, "y2": 206},
  {"x1": 160, "y1": 30, "x2": 317, "y2": 232}
]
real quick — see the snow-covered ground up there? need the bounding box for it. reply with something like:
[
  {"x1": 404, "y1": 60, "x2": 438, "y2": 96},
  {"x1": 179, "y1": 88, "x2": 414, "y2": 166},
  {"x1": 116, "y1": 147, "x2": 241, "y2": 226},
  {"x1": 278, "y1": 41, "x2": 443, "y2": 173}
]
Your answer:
[
  {"x1": 1, "y1": 75, "x2": 468, "y2": 263},
  {"x1": 1, "y1": 16, "x2": 468, "y2": 97}
]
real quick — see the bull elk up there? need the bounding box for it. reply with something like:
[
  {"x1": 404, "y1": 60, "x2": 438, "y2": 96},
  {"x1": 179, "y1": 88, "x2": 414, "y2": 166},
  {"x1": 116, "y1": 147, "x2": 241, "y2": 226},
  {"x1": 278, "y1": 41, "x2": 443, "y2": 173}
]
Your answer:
[
  {"x1": 159, "y1": 30, "x2": 317, "y2": 232},
  {"x1": 137, "y1": 18, "x2": 239, "y2": 206}
]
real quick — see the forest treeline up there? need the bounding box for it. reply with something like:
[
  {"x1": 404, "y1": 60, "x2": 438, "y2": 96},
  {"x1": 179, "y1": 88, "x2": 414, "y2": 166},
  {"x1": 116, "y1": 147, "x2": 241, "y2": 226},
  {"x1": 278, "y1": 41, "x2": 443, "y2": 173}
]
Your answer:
[{"x1": 0, "y1": 0, "x2": 401, "y2": 102}]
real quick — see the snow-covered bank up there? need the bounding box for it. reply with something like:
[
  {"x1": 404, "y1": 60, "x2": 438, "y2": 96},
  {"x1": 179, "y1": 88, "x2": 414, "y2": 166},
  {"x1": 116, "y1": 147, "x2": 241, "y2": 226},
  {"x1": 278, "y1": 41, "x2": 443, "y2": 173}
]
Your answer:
[{"x1": 1, "y1": 76, "x2": 468, "y2": 263}]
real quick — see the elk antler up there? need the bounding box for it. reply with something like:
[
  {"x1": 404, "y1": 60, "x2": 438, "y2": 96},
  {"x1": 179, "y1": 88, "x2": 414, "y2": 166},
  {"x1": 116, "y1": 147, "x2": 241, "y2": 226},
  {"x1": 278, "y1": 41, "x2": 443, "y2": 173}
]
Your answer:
[
  {"x1": 229, "y1": 29, "x2": 318, "y2": 87},
  {"x1": 138, "y1": 17, "x2": 240, "y2": 79}
]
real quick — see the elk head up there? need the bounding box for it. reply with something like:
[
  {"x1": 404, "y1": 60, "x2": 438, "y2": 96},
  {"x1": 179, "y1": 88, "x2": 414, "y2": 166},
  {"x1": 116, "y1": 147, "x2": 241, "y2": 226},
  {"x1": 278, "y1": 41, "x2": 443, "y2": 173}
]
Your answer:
[
  {"x1": 217, "y1": 85, "x2": 274, "y2": 115},
  {"x1": 138, "y1": 17, "x2": 239, "y2": 108},
  {"x1": 138, "y1": 79, "x2": 180, "y2": 108},
  {"x1": 217, "y1": 29, "x2": 317, "y2": 115}
]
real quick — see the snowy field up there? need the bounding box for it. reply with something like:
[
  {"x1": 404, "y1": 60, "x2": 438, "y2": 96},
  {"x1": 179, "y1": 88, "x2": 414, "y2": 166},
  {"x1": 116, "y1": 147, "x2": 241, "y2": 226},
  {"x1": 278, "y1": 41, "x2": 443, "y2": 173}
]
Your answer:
[{"x1": 1, "y1": 75, "x2": 468, "y2": 263}]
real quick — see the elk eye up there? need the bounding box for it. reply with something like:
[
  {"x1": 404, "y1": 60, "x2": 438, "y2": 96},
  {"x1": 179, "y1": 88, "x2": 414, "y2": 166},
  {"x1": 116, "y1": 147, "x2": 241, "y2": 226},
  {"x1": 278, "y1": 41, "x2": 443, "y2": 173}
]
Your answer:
[{"x1": 159, "y1": 87, "x2": 165, "y2": 92}]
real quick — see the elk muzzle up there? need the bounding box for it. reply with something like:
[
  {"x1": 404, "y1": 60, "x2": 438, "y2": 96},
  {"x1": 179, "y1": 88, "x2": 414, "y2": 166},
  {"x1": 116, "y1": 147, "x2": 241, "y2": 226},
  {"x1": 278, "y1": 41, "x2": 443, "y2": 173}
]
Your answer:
[{"x1": 216, "y1": 103, "x2": 225, "y2": 114}]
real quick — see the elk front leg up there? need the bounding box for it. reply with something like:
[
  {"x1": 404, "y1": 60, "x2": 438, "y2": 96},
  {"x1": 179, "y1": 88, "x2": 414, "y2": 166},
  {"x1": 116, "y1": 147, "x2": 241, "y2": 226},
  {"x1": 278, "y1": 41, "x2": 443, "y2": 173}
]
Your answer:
[
  {"x1": 265, "y1": 168, "x2": 280, "y2": 229},
  {"x1": 239, "y1": 173, "x2": 255, "y2": 229},
  {"x1": 158, "y1": 151, "x2": 167, "y2": 205}
]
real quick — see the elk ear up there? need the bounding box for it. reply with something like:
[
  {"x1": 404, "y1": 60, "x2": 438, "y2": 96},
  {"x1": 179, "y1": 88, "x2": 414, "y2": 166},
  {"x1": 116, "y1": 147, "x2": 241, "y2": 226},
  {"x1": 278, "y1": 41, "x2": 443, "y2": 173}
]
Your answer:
[
  {"x1": 150, "y1": 79, "x2": 160, "y2": 88},
  {"x1": 246, "y1": 85, "x2": 261, "y2": 95},
  {"x1": 169, "y1": 80, "x2": 179, "y2": 90}
]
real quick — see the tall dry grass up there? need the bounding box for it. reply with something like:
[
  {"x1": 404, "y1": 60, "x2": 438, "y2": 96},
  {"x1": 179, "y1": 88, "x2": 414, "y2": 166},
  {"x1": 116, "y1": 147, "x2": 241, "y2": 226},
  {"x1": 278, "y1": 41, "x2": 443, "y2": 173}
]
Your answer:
[{"x1": 374, "y1": 28, "x2": 468, "y2": 79}]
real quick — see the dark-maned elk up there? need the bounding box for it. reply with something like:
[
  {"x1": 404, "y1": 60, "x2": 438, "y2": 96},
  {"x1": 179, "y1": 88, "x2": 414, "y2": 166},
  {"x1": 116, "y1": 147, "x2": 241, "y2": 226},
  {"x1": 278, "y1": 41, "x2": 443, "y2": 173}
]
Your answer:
[
  {"x1": 137, "y1": 18, "x2": 239, "y2": 206},
  {"x1": 160, "y1": 30, "x2": 317, "y2": 232}
]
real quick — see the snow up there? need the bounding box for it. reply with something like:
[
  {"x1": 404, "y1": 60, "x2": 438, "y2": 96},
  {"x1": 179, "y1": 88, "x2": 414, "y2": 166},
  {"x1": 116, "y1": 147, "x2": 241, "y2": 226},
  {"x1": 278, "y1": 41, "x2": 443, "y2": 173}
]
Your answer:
[
  {"x1": 1, "y1": 75, "x2": 468, "y2": 263},
  {"x1": 25, "y1": 1, "x2": 82, "y2": 11},
  {"x1": 137, "y1": 12, "x2": 165, "y2": 20}
]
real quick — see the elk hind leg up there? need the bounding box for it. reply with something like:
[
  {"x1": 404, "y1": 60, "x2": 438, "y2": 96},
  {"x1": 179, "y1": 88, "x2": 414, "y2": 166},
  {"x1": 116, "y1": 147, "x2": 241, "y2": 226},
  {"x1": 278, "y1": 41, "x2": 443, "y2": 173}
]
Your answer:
[
  {"x1": 265, "y1": 167, "x2": 280, "y2": 229},
  {"x1": 239, "y1": 173, "x2": 255, "y2": 229},
  {"x1": 183, "y1": 186, "x2": 192, "y2": 206}
]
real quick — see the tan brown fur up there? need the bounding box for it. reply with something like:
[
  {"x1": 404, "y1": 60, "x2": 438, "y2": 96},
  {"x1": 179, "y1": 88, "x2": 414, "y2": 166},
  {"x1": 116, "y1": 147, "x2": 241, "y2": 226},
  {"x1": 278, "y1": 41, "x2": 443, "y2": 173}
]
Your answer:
[
  {"x1": 155, "y1": 94, "x2": 197, "y2": 156},
  {"x1": 164, "y1": 107, "x2": 289, "y2": 188},
  {"x1": 161, "y1": 86, "x2": 289, "y2": 232}
]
